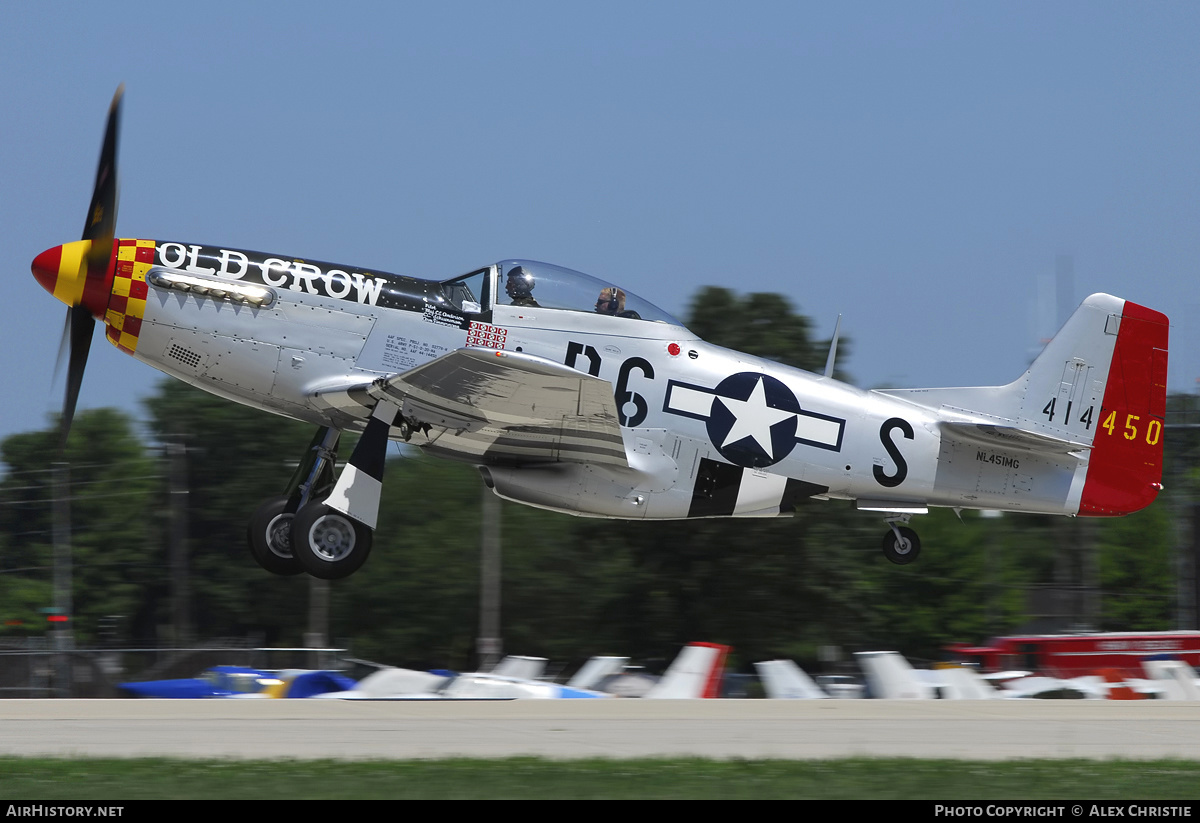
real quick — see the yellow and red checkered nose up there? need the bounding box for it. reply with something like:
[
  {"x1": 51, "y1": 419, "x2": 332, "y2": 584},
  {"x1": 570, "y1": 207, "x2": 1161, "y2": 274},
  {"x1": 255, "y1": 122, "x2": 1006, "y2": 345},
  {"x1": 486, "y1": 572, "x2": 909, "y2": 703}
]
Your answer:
[{"x1": 31, "y1": 239, "x2": 115, "y2": 318}]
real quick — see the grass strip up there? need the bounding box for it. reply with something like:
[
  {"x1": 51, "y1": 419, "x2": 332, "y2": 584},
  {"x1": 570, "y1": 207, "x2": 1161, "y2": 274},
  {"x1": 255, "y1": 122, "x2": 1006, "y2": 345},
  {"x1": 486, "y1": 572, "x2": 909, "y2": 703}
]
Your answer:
[{"x1": 1, "y1": 756, "x2": 1199, "y2": 799}]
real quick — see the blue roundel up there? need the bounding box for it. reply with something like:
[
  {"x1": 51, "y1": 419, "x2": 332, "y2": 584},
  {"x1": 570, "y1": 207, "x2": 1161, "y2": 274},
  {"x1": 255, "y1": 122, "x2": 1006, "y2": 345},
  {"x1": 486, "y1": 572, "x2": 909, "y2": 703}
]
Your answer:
[{"x1": 706, "y1": 372, "x2": 801, "y2": 468}]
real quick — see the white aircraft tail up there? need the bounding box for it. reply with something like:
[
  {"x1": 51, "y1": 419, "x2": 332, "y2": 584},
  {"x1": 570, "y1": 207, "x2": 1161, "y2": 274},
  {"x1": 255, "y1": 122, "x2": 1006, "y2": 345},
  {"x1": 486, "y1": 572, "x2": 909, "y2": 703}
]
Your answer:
[
  {"x1": 882, "y1": 294, "x2": 1168, "y2": 517},
  {"x1": 1142, "y1": 659, "x2": 1200, "y2": 700},
  {"x1": 855, "y1": 651, "x2": 936, "y2": 699},
  {"x1": 567, "y1": 656, "x2": 628, "y2": 690},
  {"x1": 490, "y1": 655, "x2": 547, "y2": 681},
  {"x1": 934, "y1": 665, "x2": 1000, "y2": 700},
  {"x1": 315, "y1": 666, "x2": 450, "y2": 698},
  {"x1": 644, "y1": 642, "x2": 730, "y2": 699},
  {"x1": 755, "y1": 659, "x2": 828, "y2": 699}
]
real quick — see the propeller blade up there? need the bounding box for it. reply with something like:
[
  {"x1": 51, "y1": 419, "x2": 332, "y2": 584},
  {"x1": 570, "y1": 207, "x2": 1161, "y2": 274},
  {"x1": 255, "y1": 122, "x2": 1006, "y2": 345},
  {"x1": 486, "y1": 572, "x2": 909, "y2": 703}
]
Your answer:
[
  {"x1": 60, "y1": 306, "x2": 95, "y2": 451},
  {"x1": 52, "y1": 309, "x2": 71, "y2": 389},
  {"x1": 59, "y1": 84, "x2": 123, "y2": 451},
  {"x1": 82, "y1": 85, "x2": 122, "y2": 250}
]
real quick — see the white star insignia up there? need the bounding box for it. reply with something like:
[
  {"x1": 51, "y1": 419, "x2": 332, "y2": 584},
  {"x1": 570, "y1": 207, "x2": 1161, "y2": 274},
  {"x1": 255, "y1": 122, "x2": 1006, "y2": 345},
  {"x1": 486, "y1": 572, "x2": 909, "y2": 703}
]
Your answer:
[{"x1": 716, "y1": 376, "x2": 795, "y2": 459}]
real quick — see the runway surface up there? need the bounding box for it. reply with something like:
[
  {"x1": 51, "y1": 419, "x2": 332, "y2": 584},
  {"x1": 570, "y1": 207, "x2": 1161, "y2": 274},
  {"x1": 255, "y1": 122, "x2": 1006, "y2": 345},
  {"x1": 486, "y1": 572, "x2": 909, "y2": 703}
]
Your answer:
[{"x1": 3, "y1": 699, "x2": 1200, "y2": 760}]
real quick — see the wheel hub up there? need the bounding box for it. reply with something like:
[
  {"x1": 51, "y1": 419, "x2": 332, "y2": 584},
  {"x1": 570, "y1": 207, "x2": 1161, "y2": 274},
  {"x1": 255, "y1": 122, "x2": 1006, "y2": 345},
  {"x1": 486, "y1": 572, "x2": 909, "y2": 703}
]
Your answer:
[
  {"x1": 265, "y1": 513, "x2": 293, "y2": 559},
  {"x1": 311, "y1": 515, "x2": 355, "y2": 561}
]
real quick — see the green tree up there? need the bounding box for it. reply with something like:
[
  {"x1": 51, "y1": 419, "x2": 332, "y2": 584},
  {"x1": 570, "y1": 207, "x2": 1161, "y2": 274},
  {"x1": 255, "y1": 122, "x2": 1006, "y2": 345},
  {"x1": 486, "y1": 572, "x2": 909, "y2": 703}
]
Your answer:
[
  {"x1": 331, "y1": 453, "x2": 484, "y2": 668},
  {"x1": 1097, "y1": 505, "x2": 1175, "y2": 630},
  {"x1": 0, "y1": 409, "x2": 158, "y2": 644},
  {"x1": 685, "y1": 287, "x2": 848, "y2": 377},
  {"x1": 143, "y1": 379, "x2": 315, "y2": 644}
]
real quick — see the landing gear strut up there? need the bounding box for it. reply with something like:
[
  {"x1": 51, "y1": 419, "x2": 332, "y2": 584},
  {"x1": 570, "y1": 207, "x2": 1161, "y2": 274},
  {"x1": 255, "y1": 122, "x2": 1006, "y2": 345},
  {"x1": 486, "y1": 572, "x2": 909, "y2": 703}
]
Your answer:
[
  {"x1": 247, "y1": 400, "x2": 399, "y2": 580},
  {"x1": 881, "y1": 516, "x2": 921, "y2": 565}
]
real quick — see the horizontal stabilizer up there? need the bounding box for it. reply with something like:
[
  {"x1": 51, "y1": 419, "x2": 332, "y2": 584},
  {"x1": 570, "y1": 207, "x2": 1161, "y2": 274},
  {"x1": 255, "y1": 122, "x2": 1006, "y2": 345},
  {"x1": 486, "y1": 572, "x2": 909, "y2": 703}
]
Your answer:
[{"x1": 940, "y1": 422, "x2": 1091, "y2": 455}]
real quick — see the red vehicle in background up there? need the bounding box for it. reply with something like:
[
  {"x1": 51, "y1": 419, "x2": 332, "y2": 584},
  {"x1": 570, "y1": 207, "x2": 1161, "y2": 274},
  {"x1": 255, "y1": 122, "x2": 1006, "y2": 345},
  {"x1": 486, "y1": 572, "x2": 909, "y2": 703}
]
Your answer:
[{"x1": 947, "y1": 632, "x2": 1200, "y2": 679}]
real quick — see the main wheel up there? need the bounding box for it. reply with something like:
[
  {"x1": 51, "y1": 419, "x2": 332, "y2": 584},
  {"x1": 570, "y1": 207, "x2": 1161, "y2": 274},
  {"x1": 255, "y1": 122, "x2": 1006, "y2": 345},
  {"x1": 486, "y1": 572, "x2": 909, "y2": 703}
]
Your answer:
[
  {"x1": 247, "y1": 496, "x2": 303, "y2": 576},
  {"x1": 881, "y1": 526, "x2": 921, "y2": 565},
  {"x1": 291, "y1": 497, "x2": 373, "y2": 580}
]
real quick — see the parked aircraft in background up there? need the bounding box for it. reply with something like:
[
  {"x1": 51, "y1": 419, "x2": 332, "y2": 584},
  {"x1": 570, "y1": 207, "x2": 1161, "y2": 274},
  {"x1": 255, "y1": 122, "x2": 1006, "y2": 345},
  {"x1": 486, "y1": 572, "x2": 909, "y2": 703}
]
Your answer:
[
  {"x1": 32, "y1": 88, "x2": 1170, "y2": 581},
  {"x1": 855, "y1": 651, "x2": 940, "y2": 699},
  {"x1": 486, "y1": 655, "x2": 548, "y2": 681},
  {"x1": 318, "y1": 665, "x2": 450, "y2": 699},
  {"x1": 814, "y1": 674, "x2": 866, "y2": 699},
  {"x1": 755, "y1": 659, "x2": 828, "y2": 699},
  {"x1": 638, "y1": 642, "x2": 729, "y2": 699},
  {"x1": 318, "y1": 643, "x2": 728, "y2": 700},
  {"x1": 1141, "y1": 659, "x2": 1200, "y2": 700},
  {"x1": 117, "y1": 665, "x2": 272, "y2": 698},
  {"x1": 566, "y1": 656, "x2": 628, "y2": 691},
  {"x1": 851, "y1": 649, "x2": 1200, "y2": 700},
  {"x1": 118, "y1": 665, "x2": 354, "y2": 699}
]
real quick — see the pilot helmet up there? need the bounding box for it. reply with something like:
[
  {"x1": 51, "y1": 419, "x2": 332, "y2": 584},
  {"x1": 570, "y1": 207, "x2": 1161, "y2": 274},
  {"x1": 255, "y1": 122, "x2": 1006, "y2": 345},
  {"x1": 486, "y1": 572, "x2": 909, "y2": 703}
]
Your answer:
[
  {"x1": 506, "y1": 266, "x2": 535, "y2": 299},
  {"x1": 504, "y1": 266, "x2": 532, "y2": 295}
]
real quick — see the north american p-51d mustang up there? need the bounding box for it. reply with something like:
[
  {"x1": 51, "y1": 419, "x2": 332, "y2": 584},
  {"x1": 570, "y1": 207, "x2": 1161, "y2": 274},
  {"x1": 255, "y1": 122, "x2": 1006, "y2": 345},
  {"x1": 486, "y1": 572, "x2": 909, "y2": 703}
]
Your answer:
[{"x1": 31, "y1": 90, "x2": 1170, "y2": 580}]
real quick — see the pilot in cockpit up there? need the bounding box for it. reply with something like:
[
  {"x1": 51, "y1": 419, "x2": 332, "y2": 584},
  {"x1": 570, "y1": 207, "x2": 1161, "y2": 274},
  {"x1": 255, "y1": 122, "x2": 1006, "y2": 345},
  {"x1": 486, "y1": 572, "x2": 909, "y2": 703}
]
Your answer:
[
  {"x1": 505, "y1": 267, "x2": 540, "y2": 307},
  {"x1": 596, "y1": 286, "x2": 640, "y2": 319}
]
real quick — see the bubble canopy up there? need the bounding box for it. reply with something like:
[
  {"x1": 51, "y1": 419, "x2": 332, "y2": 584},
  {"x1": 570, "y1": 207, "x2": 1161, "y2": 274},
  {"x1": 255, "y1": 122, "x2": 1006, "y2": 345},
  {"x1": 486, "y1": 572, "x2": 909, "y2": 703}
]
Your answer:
[{"x1": 493, "y1": 260, "x2": 685, "y2": 327}]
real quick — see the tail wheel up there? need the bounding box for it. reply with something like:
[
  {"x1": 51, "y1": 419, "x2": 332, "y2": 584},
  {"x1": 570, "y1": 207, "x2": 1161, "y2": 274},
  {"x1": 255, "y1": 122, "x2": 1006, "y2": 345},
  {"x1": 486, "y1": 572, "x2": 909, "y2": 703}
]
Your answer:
[
  {"x1": 247, "y1": 496, "x2": 303, "y2": 576},
  {"x1": 292, "y1": 497, "x2": 373, "y2": 580},
  {"x1": 881, "y1": 526, "x2": 921, "y2": 565}
]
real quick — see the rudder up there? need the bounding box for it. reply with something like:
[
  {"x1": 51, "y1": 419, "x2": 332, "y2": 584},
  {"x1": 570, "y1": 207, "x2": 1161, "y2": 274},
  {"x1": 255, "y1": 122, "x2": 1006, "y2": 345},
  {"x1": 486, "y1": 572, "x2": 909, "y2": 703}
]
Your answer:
[{"x1": 1078, "y1": 300, "x2": 1169, "y2": 516}]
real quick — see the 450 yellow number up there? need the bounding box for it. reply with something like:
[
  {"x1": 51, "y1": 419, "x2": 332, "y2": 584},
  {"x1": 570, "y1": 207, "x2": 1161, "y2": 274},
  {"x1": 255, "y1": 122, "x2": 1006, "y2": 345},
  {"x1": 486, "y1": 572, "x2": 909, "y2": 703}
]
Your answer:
[{"x1": 1101, "y1": 411, "x2": 1162, "y2": 445}]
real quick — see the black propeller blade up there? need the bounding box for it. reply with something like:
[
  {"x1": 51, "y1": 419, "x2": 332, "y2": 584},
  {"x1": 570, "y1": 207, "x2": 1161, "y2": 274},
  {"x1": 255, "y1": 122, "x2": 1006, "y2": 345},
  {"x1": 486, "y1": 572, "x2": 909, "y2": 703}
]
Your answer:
[
  {"x1": 82, "y1": 85, "x2": 122, "y2": 250},
  {"x1": 59, "y1": 85, "x2": 123, "y2": 452},
  {"x1": 60, "y1": 306, "x2": 95, "y2": 451}
]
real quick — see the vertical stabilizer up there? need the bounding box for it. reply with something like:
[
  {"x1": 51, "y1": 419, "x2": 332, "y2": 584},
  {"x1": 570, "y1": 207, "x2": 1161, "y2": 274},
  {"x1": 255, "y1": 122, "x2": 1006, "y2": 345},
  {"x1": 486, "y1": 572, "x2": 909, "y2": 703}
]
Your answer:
[
  {"x1": 567, "y1": 656, "x2": 628, "y2": 690},
  {"x1": 935, "y1": 665, "x2": 999, "y2": 699},
  {"x1": 644, "y1": 642, "x2": 729, "y2": 698},
  {"x1": 1142, "y1": 660, "x2": 1200, "y2": 700},
  {"x1": 755, "y1": 659, "x2": 828, "y2": 699},
  {"x1": 856, "y1": 651, "x2": 935, "y2": 699},
  {"x1": 490, "y1": 655, "x2": 547, "y2": 680}
]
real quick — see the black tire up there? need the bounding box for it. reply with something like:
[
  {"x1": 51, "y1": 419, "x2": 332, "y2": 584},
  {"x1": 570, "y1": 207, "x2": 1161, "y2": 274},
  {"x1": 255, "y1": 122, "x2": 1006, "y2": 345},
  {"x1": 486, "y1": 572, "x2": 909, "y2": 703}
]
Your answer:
[
  {"x1": 881, "y1": 526, "x2": 921, "y2": 565},
  {"x1": 291, "y1": 497, "x2": 373, "y2": 580},
  {"x1": 247, "y1": 496, "x2": 303, "y2": 576}
]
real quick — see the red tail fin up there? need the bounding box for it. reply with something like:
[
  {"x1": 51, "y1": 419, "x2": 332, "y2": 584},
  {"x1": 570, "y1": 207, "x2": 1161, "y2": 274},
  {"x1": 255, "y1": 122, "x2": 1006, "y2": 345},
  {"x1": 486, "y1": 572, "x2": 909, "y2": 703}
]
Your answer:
[{"x1": 1078, "y1": 300, "x2": 1169, "y2": 516}]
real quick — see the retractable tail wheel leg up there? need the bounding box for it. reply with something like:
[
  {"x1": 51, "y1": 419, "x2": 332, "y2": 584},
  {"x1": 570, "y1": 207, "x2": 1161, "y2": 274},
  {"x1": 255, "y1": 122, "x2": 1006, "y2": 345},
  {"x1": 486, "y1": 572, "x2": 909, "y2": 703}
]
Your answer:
[{"x1": 881, "y1": 521, "x2": 921, "y2": 565}]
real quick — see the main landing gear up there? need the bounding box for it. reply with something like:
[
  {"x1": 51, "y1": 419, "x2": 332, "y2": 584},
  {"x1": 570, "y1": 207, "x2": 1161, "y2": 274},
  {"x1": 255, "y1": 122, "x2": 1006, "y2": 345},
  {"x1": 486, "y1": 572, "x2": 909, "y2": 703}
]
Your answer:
[
  {"x1": 880, "y1": 515, "x2": 921, "y2": 565},
  {"x1": 291, "y1": 499, "x2": 373, "y2": 579},
  {"x1": 246, "y1": 425, "x2": 374, "y2": 580}
]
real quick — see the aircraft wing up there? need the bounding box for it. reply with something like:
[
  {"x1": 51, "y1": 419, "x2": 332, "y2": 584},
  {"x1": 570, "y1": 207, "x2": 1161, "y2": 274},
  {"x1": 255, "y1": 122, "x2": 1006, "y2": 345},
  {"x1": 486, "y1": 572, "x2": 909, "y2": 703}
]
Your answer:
[{"x1": 316, "y1": 348, "x2": 628, "y2": 467}]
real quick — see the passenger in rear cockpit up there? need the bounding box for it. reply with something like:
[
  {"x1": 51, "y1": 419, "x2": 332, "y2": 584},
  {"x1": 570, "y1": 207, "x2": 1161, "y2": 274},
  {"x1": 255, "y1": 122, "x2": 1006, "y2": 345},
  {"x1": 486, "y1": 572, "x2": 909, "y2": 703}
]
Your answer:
[
  {"x1": 596, "y1": 286, "x2": 640, "y2": 319},
  {"x1": 595, "y1": 286, "x2": 624, "y2": 315}
]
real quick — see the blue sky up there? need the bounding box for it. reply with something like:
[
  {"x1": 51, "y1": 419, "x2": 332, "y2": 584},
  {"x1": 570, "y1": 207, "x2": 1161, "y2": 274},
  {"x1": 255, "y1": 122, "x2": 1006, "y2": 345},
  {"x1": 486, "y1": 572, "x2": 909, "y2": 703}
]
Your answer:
[{"x1": 3, "y1": 2, "x2": 1198, "y2": 445}]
